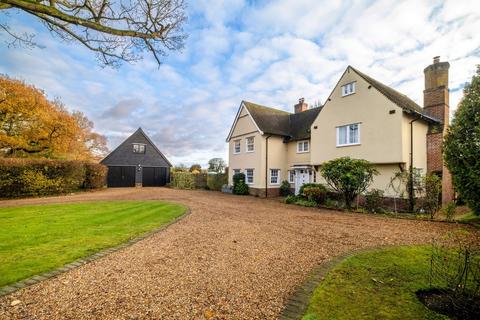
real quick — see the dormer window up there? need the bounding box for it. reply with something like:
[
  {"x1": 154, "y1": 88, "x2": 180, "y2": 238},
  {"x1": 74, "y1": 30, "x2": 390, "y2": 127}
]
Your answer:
[
  {"x1": 133, "y1": 143, "x2": 146, "y2": 153},
  {"x1": 342, "y1": 82, "x2": 356, "y2": 96}
]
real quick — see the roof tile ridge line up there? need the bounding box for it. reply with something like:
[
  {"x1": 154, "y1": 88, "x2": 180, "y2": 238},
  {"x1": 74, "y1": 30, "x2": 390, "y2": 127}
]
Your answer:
[
  {"x1": 138, "y1": 129, "x2": 173, "y2": 167},
  {"x1": 350, "y1": 66, "x2": 422, "y2": 111},
  {"x1": 100, "y1": 128, "x2": 141, "y2": 164},
  {"x1": 350, "y1": 66, "x2": 418, "y2": 103},
  {"x1": 245, "y1": 100, "x2": 291, "y2": 115}
]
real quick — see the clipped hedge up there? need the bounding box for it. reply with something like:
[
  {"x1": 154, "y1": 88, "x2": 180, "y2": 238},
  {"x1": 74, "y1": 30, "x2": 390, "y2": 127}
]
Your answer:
[
  {"x1": 207, "y1": 173, "x2": 227, "y2": 191},
  {"x1": 84, "y1": 162, "x2": 108, "y2": 189},
  {"x1": 0, "y1": 158, "x2": 107, "y2": 198},
  {"x1": 171, "y1": 171, "x2": 196, "y2": 189},
  {"x1": 193, "y1": 172, "x2": 207, "y2": 189}
]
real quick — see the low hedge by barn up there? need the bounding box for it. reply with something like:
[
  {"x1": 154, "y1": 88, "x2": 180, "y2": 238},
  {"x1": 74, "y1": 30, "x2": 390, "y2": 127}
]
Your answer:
[
  {"x1": 171, "y1": 171, "x2": 227, "y2": 191},
  {"x1": 0, "y1": 158, "x2": 107, "y2": 198}
]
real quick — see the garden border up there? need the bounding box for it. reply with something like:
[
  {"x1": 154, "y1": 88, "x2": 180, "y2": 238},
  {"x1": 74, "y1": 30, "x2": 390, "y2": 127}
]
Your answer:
[
  {"x1": 0, "y1": 205, "x2": 191, "y2": 297},
  {"x1": 278, "y1": 245, "x2": 395, "y2": 320}
]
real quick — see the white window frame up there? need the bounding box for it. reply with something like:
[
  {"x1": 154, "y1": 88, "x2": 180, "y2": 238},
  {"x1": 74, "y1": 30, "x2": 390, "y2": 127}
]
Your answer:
[
  {"x1": 341, "y1": 81, "x2": 356, "y2": 97},
  {"x1": 133, "y1": 143, "x2": 146, "y2": 153},
  {"x1": 336, "y1": 123, "x2": 361, "y2": 147},
  {"x1": 270, "y1": 169, "x2": 280, "y2": 185},
  {"x1": 245, "y1": 169, "x2": 254, "y2": 184},
  {"x1": 233, "y1": 140, "x2": 241, "y2": 154},
  {"x1": 246, "y1": 136, "x2": 255, "y2": 153},
  {"x1": 297, "y1": 140, "x2": 309, "y2": 153},
  {"x1": 288, "y1": 170, "x2": 295, "y2": 183}
]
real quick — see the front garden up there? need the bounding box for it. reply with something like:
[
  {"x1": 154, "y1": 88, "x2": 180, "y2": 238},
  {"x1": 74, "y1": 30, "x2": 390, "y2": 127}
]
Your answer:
[
  {"x1": 0, "y1": 201, "x2": 186, "y2": 287},
  {"x1": 302, "y1": 240, "x2": 479, "y2": 320}
]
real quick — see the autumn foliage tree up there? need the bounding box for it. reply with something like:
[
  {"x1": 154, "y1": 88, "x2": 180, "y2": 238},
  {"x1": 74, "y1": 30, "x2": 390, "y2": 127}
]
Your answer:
[{"x1": 0, "y1": 75, "x2": 108, "y2": 160}]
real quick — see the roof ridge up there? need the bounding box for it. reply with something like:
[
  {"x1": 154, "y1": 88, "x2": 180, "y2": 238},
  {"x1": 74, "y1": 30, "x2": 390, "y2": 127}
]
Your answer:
[{"x1": 243, "y1": 100, "x2": 291, "y2": 114}]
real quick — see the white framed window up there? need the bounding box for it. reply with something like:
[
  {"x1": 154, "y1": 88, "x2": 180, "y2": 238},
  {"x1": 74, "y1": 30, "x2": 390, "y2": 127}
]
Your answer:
[
  {"x1": 245, "y1": 169, "x2": 254, "y2": 184},
  {"x1": 133, "y1": 143, "x2": 146, "y2": 153},
  {"x1": 233, "y1": 140, "x2": 241, "y2": 154},
  {"x1": 297, "y1": 140, "x2": 309, "y2": 153},
  {"x1": 233, "y1": 169, "x2": 241, "y2": 176},
  {"x1": 270, "y1": 169, "x2": 280, "y2": 185},
  {"x1": 337, "y1": 123, "x2": 360, "y2": 146},
  {"x1": 341, "y1": 82, "x2": 356, "y2": 97},
  {"x1": 246, "y1": 136, "x2": 254, "y2": 152},
  {"x1": 288, "y1": 170, "x2": 295, "y2": 183}
]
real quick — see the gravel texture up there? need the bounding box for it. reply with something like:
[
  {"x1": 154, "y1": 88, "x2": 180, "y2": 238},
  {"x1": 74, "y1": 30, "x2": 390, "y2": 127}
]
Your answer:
[{"x1": 0, "y1": 188, "x2": 477, "y2": 320}]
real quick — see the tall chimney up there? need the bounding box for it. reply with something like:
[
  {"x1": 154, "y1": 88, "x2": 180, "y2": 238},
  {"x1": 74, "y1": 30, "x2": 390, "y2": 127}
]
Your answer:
[
  {"x1": 294, "y1": 98, "x2": 308, "y2": 113},
  {"x1": 423, "y1": 56, "x2": 454, "y2": 204}
]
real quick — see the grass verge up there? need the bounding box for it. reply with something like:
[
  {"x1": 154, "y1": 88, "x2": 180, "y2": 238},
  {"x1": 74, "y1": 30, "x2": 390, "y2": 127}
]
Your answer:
[
  {"x1": 302, "y1": 246, "x2": 448, "y2": 320},
  {"x1": 0, "y1": 201, "x2": 186, "y2": 287}
]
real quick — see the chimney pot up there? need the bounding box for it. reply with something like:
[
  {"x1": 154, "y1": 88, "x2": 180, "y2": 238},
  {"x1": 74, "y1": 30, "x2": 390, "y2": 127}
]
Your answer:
[
  {"x1": 294, "y1": 98, "x2": 308, "y2": 113},
  {"x1": 433, "y1": 56, "x2": 440, "y2": 64}
]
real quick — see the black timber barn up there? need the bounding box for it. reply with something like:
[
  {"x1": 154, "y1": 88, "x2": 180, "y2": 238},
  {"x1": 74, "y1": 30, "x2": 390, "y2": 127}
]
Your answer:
[{"x1": 101, "y1": 128, "x2": 172, "y2": 187}]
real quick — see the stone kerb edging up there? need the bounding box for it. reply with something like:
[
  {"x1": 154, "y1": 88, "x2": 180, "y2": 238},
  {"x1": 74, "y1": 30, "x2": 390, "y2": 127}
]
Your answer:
[{"x1": 278, "y1": 245, "x2": 394, "y2": 320}]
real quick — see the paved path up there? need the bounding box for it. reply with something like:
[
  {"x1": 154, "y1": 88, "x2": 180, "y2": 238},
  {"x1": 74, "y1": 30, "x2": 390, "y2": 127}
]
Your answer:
[{"x1": 0, "y1": 188, "x2": 475, "y2": 319}]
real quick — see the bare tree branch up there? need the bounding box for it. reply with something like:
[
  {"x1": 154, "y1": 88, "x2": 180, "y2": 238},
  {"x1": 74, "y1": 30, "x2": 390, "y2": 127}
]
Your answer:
[{"x1": 0, "y1": 0, "x2": 187, "y2": 66}]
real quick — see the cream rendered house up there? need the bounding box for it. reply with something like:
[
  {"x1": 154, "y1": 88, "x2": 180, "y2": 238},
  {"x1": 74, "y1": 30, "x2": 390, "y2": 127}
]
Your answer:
[{"x1": 227, "y1": 58, "x2": 452, "y2": 200}]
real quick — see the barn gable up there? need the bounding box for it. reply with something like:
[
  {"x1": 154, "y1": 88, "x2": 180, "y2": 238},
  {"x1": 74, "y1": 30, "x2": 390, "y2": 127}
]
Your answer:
[{"x1": 101, "y1": 128, "x2": 171, "y2": 167}]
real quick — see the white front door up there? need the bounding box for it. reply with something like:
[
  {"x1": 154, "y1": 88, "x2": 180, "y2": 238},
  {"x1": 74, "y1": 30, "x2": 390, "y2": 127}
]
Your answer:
[{"x1": 295, "y1": 169, "x2": 310, "y2": 195}]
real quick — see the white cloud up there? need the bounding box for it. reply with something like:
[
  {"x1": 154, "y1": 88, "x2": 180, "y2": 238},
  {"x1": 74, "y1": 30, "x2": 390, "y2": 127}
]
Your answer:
[{"x1": 0, "y1": 0, "x2": 479, "y2": 167}]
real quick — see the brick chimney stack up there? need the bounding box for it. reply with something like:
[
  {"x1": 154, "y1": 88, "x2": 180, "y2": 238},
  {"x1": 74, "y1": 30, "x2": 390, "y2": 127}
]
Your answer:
[
  {"x1": 294, "y1": 98, "x2": 308, "y2": 113},
  {"x1": 423, "y1": 56, "x2": 454, "y2": 204}
]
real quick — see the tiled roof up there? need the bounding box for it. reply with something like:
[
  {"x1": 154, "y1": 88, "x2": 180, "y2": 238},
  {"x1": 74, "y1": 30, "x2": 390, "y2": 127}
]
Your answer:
[{"x1": 242, "y1": 101, "x2": 322, "y2": 140}]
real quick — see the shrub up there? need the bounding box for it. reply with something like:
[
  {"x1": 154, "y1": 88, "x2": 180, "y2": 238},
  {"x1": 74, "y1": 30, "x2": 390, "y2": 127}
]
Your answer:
[
  {"x1": 321, "y1": 157, "x2": 378, "y2": 210},
  {"x1": 0, "y1": 158, "x2": 106, "y2": 197},
  {"x1": 441, "y1": 201, "x2": 457, "y2": 222},
  {"x1": 207, "y1": 173, "x2": 227, "y2": 191},
  {"x1": 285, "y1": 195, "x2": 298, "y2": 204},
  {"x1": 294, "y1": 199, "x2": 317, "y2": 207},
  {"x1": 417, "y1": 174, "x2": 442, "y2": 219},
  {"x1": 193, "y1": 172, "x2": 207, "y2": 189},
  {"x1": 303, "y1": 185, "x2": 328, "y2": 204},
  {"x1": 426, "y1": 231, "x2": 480, "y2": 318},
  {"x1": 364, "y1": 189, "x2": 384, "y2": 213},
  {"x1": 171, "y1": 171, "x2": 196, "y2": 189},
  {"x1": 84, "y1": 162, "x2": 107, "y2": 189},
  {"x1": 232, "y1": 173, "x2": 249, "y2": 195},
  {"x1": 279, "y1": 180, "x2": 291, "y2": 196},
  {"x1": 299, "y1": 183, "x2": 322, "y2": 196}
]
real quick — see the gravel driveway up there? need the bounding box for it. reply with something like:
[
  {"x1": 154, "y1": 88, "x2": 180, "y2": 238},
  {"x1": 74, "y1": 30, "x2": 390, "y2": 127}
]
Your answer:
[{"x1": 0, "y1": 188, "x2": 475, "y2": 319}]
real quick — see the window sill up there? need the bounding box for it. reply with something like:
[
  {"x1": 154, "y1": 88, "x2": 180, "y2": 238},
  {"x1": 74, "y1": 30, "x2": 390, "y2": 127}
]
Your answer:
[
  {"x1": 246, "y1": 150, "x2": 254, "y2": 153},
  {"x1": 341, "y1": 92, "x2": 355, "y2": 97},
  {"x1": 296, "y1": 151, "x2": 309, "y2": 154},
  {"x1": 336, "y1": 143, "x2": 361, "y2": 148},
  {"x1": 233, "y1": 152, "x2": 240, "y2": 155}
]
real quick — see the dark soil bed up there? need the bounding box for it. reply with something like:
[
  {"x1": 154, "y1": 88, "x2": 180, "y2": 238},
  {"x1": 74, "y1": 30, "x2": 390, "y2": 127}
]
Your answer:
[{"x1": 417, "y1": 288, "x2": 480, "y2": 320}]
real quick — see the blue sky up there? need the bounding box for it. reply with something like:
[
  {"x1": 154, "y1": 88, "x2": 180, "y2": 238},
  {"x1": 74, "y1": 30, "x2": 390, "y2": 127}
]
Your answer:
[{"x1": 0, "y1": 0, "x2": 479, "y2": 167}]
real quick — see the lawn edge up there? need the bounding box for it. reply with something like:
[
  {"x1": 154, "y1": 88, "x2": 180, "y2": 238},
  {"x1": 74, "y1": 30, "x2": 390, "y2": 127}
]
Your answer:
[
  {"x1": 278, "y1": 245, "x2": 400, "y2": 320},
  {"x1": 0, "y1": 204, "x2": 191, "y2": 297}
]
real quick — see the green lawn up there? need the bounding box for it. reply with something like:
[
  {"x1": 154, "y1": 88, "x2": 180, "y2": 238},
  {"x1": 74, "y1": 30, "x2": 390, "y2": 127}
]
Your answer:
[
  {"x1": 0, "y1": 201, "x2": 186, "y2": 287},
  {"x1": 302, "y1": 246, "x2": 447, "y2": 320}
]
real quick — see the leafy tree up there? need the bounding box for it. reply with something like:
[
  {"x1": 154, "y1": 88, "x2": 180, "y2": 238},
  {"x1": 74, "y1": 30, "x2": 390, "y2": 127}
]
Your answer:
[
  {"x1": 0, "y1": 75, "x2": 107, "y2": 160},
  {"x1": 320, "y1": 157, "x2": 378, "y2": 210},
  {"x1": 189, "y1": 164, "x2": 202, "y2": 173},
  {"x1": 0, "y1": 0, "x2": 187, "y2": 67},
  {"x1": 444, "y1": 66, "x2": 480, "y2": 215},
  {"x1": 208, "y1": 158, "x2": 226, "y2": 173}
]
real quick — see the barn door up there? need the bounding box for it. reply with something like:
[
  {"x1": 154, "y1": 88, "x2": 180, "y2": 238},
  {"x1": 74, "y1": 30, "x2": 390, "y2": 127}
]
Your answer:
[
  {"x1": 107, "y1": 166, "x2": 136, "y2": 187},
  {"x1": 142, "y1": 167, "x2": 167, "y2": 186}
]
